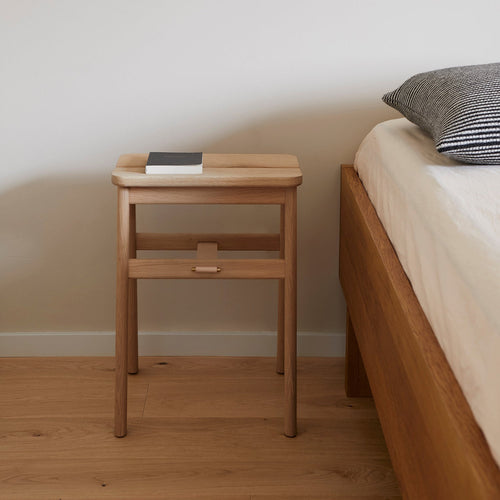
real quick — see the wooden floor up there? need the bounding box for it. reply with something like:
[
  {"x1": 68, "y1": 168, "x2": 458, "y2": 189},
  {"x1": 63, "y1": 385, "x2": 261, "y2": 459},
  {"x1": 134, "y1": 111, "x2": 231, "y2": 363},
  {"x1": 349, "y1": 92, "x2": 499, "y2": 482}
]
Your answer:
[{"x1": 0, "y1": 357, "x2": 401, "y2": 499}]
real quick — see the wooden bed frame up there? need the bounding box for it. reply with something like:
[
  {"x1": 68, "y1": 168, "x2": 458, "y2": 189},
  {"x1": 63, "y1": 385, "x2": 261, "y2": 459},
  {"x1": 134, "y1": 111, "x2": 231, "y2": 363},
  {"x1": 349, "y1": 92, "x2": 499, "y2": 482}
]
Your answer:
[{"x1": 339, "y1": 165, "x2": 500, "y2": 499}]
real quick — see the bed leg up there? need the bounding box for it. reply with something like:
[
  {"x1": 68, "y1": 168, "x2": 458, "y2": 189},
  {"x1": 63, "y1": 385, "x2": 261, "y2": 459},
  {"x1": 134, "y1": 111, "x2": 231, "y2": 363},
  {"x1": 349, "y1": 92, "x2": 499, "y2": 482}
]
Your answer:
[{"x1": 345, "y1": 309, "x2": 372, "y2": 397}]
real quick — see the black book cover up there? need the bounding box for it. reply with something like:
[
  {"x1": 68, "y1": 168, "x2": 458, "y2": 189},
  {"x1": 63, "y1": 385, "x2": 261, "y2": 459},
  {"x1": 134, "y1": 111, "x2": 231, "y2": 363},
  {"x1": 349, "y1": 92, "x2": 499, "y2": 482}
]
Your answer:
[{"x1": 147, "y1": 152, "x2": 202, "y2": 167}]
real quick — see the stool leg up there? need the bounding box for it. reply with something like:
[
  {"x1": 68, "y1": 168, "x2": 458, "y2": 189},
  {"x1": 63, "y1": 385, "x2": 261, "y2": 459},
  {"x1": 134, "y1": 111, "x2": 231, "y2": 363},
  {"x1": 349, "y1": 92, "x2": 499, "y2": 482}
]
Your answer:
[
  {"x1": 128, "y1": 204, "x2": 138, "y2": 375},
  {"x1": 276, "y1": 205, "x2": 285, "y2": 375},
  {"x1": 284, "y1": 188, "x2": 297, "y2": 437},
  {"x1": 115, "y1": 187, "x2": 129, "y2": 437}
]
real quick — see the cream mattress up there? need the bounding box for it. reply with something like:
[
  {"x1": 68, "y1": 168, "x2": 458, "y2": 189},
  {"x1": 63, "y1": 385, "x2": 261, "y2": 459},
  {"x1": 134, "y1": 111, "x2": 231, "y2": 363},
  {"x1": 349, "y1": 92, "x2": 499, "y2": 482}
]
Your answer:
[{"x1": 354, "y1": 118, "x2": 500, "y2": 466}]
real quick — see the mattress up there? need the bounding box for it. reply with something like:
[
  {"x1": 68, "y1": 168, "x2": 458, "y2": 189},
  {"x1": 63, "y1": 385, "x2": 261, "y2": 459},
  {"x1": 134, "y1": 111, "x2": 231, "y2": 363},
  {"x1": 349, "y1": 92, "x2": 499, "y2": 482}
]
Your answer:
[{"x1": 354, "y1": 118, "x2": 500, "y2": 466}]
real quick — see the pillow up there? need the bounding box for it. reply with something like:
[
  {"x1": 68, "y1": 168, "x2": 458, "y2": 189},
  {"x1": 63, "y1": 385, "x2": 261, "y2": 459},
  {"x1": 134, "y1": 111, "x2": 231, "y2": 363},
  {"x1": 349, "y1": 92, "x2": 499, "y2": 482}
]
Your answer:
[{"x1": 382, "y1": 63, "x2": 500, "y2": 164}]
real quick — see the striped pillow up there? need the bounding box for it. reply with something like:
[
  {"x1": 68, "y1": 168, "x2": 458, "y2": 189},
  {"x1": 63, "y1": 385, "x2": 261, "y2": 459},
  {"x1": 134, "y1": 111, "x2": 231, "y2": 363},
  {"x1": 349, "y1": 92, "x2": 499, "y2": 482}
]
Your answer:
[{"x1": 383, "y1": 63, "x2": 500, "y2": 164}]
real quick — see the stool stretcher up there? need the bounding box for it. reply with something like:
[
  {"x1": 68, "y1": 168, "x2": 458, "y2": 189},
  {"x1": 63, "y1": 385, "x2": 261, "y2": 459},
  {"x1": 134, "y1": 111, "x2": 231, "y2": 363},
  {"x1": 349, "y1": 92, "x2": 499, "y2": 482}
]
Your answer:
[
  {"x1": 136, "y1": 233, "x2": 281, "y2": 251},
  {"x1": 128, "y1": 258, "x2": 285, "y2": 279}
]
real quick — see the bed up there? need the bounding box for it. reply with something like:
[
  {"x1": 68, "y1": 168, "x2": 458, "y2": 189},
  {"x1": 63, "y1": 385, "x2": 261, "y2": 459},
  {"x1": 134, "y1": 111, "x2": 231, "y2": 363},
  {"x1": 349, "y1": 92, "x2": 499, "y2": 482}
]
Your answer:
[{"x1": 339, "y1": 118, "x2": 500, "y2": 499}]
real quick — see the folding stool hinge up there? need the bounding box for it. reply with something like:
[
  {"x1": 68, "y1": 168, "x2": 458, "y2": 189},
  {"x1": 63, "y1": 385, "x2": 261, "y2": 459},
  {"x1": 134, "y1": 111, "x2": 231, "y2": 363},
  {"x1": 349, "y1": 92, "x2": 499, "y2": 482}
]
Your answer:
[{"x1": 192, "y1": 241, "x2": 220, "y2": 273}]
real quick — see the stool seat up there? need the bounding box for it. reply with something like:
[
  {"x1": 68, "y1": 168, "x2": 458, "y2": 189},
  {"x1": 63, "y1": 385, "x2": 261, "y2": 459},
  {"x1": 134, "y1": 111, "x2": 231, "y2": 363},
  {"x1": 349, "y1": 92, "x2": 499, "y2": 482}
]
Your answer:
[{"x1": 112, "y1": 153, "x2": 302, "y2": 188}]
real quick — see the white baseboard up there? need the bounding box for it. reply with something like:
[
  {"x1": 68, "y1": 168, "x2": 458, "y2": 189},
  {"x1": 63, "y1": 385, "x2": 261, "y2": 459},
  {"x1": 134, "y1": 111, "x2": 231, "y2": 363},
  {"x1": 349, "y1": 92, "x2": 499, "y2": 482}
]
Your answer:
[{"x1": 0, "y1": 331, "x2": 345, "y2": 357}]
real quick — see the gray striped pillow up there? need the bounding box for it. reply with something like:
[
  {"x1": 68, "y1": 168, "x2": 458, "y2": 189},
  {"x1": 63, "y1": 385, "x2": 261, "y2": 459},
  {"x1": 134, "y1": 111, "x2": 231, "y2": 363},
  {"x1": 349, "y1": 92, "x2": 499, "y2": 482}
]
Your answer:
[{"x1": 383, "y1": 63, "x2": 500, "y2": 164}]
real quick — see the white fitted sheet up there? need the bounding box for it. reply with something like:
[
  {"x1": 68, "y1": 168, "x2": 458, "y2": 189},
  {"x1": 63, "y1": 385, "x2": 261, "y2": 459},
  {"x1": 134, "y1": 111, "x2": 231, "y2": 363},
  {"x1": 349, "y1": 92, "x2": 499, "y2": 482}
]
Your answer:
[{"x1": 354, "y1": 118, "x2": 500, "y2": 466}]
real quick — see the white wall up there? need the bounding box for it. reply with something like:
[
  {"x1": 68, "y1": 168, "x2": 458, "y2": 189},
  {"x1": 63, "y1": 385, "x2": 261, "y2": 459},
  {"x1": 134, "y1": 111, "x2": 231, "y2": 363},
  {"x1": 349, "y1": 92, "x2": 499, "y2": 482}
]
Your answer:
[{"x1": 1, "y1": 1, "x2": 499, "y2": 351}]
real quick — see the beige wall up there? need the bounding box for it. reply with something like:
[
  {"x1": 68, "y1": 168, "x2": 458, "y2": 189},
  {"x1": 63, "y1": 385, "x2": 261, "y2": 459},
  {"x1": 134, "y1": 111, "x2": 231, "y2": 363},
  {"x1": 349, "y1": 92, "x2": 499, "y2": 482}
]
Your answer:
[{"x1": 1, "y1": 1, "x2": 498, "y2": 343}]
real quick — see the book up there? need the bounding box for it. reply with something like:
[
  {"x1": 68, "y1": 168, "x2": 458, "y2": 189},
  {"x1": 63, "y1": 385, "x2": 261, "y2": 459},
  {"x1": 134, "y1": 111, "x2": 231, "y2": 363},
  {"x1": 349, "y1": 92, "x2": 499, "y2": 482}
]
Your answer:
[{"x1": 145, "y1": 152, "x2": 203, "y2": 174}]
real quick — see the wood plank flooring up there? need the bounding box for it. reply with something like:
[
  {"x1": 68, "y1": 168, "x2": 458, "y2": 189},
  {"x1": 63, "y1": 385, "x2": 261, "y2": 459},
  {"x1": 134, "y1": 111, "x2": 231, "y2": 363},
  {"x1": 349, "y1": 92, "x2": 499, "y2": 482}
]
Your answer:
[{"x1": 0, "y1": 357, "x2": 401, "y2": 499}]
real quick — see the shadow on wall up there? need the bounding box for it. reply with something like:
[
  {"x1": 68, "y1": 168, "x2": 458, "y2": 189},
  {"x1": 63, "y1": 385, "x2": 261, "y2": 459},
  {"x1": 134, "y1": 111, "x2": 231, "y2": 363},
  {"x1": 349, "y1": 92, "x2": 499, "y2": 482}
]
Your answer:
[
  {"x1": 0, "y1": 101, "x2": 397, "y2": 333},
  {"x1": 0, "y1": 175, "x2": 116, "y2": 331}
]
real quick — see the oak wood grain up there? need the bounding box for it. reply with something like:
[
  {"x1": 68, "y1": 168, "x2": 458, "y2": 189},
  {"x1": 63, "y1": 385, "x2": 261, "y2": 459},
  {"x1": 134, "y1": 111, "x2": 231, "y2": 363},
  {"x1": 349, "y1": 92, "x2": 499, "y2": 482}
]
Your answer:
[
  {"x1": 128, "y1": 258, "x2": 285, "y2": 279},
  {"x1": 252, "y1": 497, "x2": 401, "y2": 500},
  {"x1": 136, "y1": 232, "x2": 281, "y2": 251},
  {"x1": 0, "y1": 356, "x2": 344, "y2": 383},
  {"x1": 128, "y1": 186, "x2": 286, "y2": 204},
  {"x1": 115, "y1": 187, "x2": 130, "y2": 437},
  {"x1": 339, "y1": 165, "x2": 500, "y2": 499},
  {"x1": 0, "y1": 458, "x2": 396, "y2": 500},
  {"x1": 0, "y1": 379, "x2": 148, "y2": 418},
  {"x1": 0, "y1": 357, "x2": 400, "y2": 500},
  {"x1": 112, "y1": 153, "x2": 302, "y2": 188},
  {"x1": 112, "y1": 154, "x2": 300, "y2": 442},
  {"x1": 284, "y1": 188, "x2": 297, "y2": 437},
  {"x1": 276, "y1": 205, "x2": 285, "y2": 374}
]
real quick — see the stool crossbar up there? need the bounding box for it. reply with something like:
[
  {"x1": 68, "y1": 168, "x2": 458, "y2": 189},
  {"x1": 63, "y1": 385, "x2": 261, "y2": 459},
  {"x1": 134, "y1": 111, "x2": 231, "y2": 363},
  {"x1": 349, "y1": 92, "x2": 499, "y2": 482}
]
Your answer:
[{"x1": 112, "y1": 153, "x2": 302, "y2": 438}]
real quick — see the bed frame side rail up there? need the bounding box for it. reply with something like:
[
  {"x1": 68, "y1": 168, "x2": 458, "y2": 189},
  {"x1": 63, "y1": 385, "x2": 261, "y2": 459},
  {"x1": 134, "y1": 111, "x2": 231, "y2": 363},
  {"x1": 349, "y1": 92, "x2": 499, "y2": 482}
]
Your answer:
[{"x1": 339, "y1": 165, "x2": 500, "y2": 500}]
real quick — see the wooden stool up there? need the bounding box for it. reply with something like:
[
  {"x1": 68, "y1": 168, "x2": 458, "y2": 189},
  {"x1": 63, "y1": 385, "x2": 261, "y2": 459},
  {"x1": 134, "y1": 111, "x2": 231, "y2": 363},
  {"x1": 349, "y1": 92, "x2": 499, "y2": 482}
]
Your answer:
[{"x1": 111, "y1": 154, "x2": 302, "y2": 438}]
